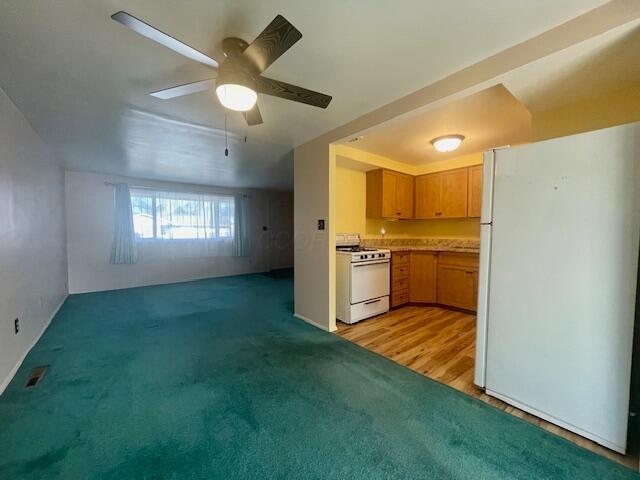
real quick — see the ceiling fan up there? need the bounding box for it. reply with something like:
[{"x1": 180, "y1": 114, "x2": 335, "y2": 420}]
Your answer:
[{"x1": 111, "y1": 11, "x2": 332, "y2": 126}]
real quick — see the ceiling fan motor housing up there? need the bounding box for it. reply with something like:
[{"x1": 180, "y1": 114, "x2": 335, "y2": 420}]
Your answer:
[
  {"x1": 222, "y1": 37, "x2": 250, "y2": 58},
  {"x1": 216, "y1": 59, "x2": 257, "y2": 92}
]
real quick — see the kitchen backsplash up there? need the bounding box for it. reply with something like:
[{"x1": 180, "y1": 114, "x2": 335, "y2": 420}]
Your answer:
[{"x1": 361, "y1": 237, "x2": 480, "y2": 253}]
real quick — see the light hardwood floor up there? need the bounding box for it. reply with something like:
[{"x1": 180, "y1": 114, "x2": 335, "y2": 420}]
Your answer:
[{"x1": 336, "y1": 305, "x2": 637, "y2": 469}]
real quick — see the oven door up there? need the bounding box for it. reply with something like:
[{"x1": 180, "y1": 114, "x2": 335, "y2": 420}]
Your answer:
[{"x1": 350, "y1": 260, "x2": 390, "y2": 304}]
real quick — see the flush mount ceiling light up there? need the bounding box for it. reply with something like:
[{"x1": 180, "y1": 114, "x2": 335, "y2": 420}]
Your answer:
[{"x1": 431, "y1": 134, "x2": 465, "y2": 153}]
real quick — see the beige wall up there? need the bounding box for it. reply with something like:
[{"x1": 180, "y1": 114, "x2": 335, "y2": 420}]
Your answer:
[
  {"x1": 293, "y1": 141, "x2": 336, "y2": 331},
  {"x1": 531, "y1": 84, "x2": 640, "y2": 141},
  {"x1": 335, "y1": 165, "x2": 367, "y2": 235}
]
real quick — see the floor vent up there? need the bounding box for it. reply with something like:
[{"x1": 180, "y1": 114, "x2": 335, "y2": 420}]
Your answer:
[{"x1": 25, "y1": 366, "x2": 47, "y2": 389}]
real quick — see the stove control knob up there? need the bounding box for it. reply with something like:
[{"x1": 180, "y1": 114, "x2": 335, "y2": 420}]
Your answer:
[{"x1": 360, "y1": 255, "x2": 365, "y2": 259}]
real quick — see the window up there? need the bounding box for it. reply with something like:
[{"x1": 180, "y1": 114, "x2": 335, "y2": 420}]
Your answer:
[{"x1": 130, "y1": 189, "x2": 235, "y2": 241}]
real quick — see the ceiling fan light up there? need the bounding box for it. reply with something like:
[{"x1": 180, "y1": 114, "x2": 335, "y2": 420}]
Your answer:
[
  {"x1": 215, "y1": 84, "x2": 257, "y2": 112},
  {"x1": 431, "y1": 135, "x2": 465, "y2": 153}
]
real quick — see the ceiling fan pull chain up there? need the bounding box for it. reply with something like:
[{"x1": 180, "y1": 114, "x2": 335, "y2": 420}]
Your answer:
[{"x1": 224, "y1": 112, "x2": 229, "y2": 157}]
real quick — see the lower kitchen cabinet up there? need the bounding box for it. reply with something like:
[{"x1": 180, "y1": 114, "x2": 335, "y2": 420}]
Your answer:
[
  {"x1": 389, "y1": 250, "x2": 479, "y2": 312},
  {"x1": 437, "y1": 253, "x2": 478, "y2": 311},
  {"x1": 409, "y1": 251, "x2": 437, "y2": 303},
  {"x1": 391, "y1": 251, "x2": 410, "y2": 307}
]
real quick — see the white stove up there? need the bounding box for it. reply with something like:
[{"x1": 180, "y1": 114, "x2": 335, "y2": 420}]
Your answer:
[
  {"x1": 336, "y1": 234, "x2": 390, "y2": 324},
  {"x1": 336, "y1": 246, "x2": 391, "y2": 263}
]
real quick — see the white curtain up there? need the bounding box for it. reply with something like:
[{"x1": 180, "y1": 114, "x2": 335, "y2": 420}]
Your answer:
[
  {"x1": 133, "y1": 190, "x2": 234, "y2": 259},
  {"x1": 110, "y1": 183, "x2": 138, "y2": 264},
  {"x1": 233, "y1": 194, "x2": 251, "y2": 257}
]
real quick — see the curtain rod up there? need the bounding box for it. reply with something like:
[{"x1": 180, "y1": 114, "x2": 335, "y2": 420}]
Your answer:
[{"x1": 104, "y1": 181, "x2": 250, "y2": 198}]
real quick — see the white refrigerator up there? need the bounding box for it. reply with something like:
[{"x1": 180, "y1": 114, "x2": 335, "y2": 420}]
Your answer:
[{"x1": 474, "y1": 122, "x2": 640, "y2": 454}]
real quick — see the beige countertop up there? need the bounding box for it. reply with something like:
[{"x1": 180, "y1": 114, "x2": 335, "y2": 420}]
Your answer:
[
  {"x1": 381, "y1": 246, "x2": 479, "y2": 254},
  {"x1": 361, "y1": 238, "x2": 480, "y2": 254}
]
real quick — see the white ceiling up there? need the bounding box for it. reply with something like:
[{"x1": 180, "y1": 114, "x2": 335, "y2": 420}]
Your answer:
[
  {"x1": 340, "y1": 20, "x2": 640, "y2": 167},
  {"x1": 0, "y1": 0, "x2": 605, "y2": 189},
  {"x1": 350, "y1": 85, "x2": 531, "y2": 164}
]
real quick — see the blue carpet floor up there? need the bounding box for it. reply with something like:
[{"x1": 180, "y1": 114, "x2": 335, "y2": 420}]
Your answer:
[{"x1": 0, "y1": 274, "x2": 637, "y2": 479}]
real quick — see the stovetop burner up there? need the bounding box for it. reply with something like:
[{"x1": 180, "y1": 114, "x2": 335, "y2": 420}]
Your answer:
[{"x1": 336, "y1": 246, "x2": 377, "y2": 253}]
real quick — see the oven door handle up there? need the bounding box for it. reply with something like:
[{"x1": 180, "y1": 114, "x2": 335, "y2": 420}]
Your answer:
[
  {"x1": 364, "y1": 298, "x2": 382, "y2": 305},
  {"x1": 353, "y1": 260, "x2": 389, "y2": 267}
]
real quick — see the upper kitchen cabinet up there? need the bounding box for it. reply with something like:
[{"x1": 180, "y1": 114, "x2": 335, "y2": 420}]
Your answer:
[
  {"x1": 415, "y1": 168, "x2": 468, "y2": 219},
  {"x1": 366, "y1": 169, "x2": 414, "y2": 219},
  {"x1": 414, "y1": 173, "x2": 440, "y2": 219},
  {"x1": 467, "y1": 164, "x2": 483, "y2": 218}
]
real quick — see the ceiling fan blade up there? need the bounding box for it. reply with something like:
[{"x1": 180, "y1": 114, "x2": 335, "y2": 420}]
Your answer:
[
  {"x1": 242, "y1": 15, "x2": 302, "y2": 73},
  {"x1": 150, "y1": 79, "x2": 216, "y2": 99},
  {"x1": 244, "y1": 104, "x2": 263, "y2": 126},
  {"x1": 256, "y1": 76, "x2": 332, "y2": 109},
  {"x1": 111, "y1": 11, "x2": 219, "y2": 69}
]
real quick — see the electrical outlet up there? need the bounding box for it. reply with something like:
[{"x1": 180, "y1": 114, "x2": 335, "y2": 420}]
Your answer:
[
  {"x1": 14, "y1": 318, "x2": 19, "y2": 334},
  {"x1": 317, "y1": 219, "x2": 325, "y2": 230}
]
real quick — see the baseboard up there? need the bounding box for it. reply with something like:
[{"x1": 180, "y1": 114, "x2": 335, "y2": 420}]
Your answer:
[
  {"x1": 294, "y1": 313, "x2": 335, "y2": 332},
  {"x1": 0, "y1": 295, "x2": 67, "y2": 396}
]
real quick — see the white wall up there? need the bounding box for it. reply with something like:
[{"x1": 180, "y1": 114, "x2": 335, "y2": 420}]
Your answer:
[
  {"x1": 0, "y1": 88, "x2": 68, "y2": 392},
  {"x1": 65, "y1": 171, "x2": 293, "y2": 293}
]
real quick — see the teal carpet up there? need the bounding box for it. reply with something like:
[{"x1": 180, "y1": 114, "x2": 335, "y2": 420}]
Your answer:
[{"x1": 0, "y1": 274, "x2": 637, "y2": 479}]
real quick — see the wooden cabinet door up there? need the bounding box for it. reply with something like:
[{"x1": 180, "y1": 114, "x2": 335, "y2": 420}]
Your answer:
[
  {"x1": 437, "y1": 264, "x2": 477, "y2": 310},
  {"x1": 391, "y1": 251, "x2": 410, "y2": 307},
  {"x1": 396, "y1": 173, "x2": 414, "y2": 219},
  {"x1": 381, "y1": 170, "x2": 398, "y2": 218},
  {"x1": 467, "y1": 165, "x2": 483, "y2": 218},
  {"x1": 440, "y1": 168, "x2": 468, "y2": 218},
  {"x1": 409, "y1": 251, "x2": 438, "y2": 303},
  {"x1": 415, "y1": 174, "x2": 441, "y2": 219},
  {"x1": 368, "y1": 169, "x2": 416, "y2": 219}
]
